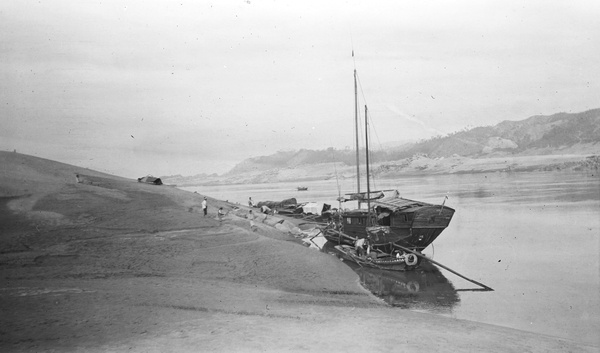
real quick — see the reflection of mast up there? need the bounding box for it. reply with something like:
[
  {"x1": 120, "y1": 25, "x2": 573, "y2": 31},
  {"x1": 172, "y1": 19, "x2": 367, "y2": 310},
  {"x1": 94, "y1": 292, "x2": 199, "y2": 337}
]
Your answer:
[
  {"x1": 365, "y1": 105, "x2": 372, "y2": 226},
  {"x1": 354, "y1": 69, "x2": 361, "y2": 208}
]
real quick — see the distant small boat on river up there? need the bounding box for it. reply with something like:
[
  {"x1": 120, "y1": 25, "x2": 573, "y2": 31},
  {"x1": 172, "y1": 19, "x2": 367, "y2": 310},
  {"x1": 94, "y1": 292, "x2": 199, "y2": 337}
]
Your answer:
[{"x1": 297, "y1": 186, "x2": 308, "y2": 191}]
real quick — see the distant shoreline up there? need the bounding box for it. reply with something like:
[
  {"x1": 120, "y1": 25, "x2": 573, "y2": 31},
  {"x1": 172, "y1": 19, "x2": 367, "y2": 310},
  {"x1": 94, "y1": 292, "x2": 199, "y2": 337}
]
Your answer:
[{"x1": 164, "y1": 154, "x2": 599, "y2": 187}]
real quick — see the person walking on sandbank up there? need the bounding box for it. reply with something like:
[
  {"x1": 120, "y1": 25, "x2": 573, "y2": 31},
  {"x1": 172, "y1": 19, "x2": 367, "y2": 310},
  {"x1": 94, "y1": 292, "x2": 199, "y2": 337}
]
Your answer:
[{"x1": 247, "y1": 210, "x2": 257, "y2": 231}]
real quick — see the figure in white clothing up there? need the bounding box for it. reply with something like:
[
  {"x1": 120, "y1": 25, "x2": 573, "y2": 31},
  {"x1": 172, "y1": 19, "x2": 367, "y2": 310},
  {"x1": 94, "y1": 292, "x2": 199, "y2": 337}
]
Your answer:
[
  {"x1": 247, "y1": 210, "x2": 257, "y2": 231},
  {"x1": 202, "y1": 197, "x2": 207, "y2": 217}
]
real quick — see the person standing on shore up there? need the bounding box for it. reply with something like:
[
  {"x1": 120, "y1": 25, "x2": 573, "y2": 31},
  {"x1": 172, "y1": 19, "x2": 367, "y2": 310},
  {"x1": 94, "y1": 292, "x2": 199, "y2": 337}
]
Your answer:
[
  {"x1": 247, "y1": 210, "x2": 256, "y2": 231},
  {"x1": 248, "y1": 197, "x2": 254, "y2": 207},
  {"x1": 202, "y1": 197, "x2": 207, "y2": 217}
]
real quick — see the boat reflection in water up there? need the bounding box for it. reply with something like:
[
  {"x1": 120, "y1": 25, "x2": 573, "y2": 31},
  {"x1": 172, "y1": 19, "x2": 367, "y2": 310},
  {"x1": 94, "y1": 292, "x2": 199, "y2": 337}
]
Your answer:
[
  {"x1": 322, "y1": 241, "x2": 460, "y2": 313},
  {"x1": 353, "y1": 263, "x2": 460, "y2": 313}
]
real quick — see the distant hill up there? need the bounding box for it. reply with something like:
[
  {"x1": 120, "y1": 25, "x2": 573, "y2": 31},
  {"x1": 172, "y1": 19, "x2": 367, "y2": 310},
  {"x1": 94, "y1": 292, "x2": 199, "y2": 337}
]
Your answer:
[
  {"x1": 162, "y1": 109, "x2": 600, "y2": 185},
  {"x1": 388, "y1": 108, "x2": 600, "y2": 159},
  {"x1": 227, "y1": 109, "x2": 600, "y2": 171}
]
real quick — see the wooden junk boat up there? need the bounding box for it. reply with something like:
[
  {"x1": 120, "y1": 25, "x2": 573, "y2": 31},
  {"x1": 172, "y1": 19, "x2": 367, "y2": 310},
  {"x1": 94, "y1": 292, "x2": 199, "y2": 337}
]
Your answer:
[
  {"x1": 323, "y1": 58, "x2": 455, "y2": 270},
  {"x1": 324, "y1": 192, "x2": 455, "y2": 270}
]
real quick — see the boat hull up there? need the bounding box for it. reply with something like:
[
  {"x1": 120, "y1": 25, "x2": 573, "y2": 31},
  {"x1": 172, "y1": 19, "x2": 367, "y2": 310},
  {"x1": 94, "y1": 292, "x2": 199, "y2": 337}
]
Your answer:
[{"x1": 323, "y1": 204, "x2": 455, "y2": 252}]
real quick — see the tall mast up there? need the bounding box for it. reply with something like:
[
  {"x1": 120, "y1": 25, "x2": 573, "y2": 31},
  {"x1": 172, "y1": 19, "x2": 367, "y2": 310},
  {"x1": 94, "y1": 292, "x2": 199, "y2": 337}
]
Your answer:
[
  {"x1": 354, "y1": 69, "x2": 361, "y2": 208},
  {"x1": 365, "y1": 105, "x2": 372, "y2": 225}
]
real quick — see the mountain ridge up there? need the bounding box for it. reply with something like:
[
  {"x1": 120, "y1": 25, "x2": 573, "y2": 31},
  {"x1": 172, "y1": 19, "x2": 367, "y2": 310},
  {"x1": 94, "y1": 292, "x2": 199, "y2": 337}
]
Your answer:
[{"x1": 162, "y1": 108, "x2": 600, "y2": 185}]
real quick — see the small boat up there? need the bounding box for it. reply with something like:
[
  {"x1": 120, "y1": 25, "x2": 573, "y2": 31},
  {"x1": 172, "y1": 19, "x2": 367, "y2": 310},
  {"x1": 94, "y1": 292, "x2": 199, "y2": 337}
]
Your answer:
[
  {"x1": 137, "y1": 175, "x2": 163, "y2": 185},
  {"x1": 297, "y1": 186, "x2": 308, "y2": 191},
  {"x1": 332, "y1": 244, "x2": 421, "y2": 271}
]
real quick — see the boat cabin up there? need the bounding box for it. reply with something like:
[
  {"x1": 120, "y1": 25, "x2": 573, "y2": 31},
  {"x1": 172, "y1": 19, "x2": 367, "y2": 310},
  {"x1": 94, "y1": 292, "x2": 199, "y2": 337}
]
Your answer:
[{"x1": 336, "y1": 192, "x2": 455, "y2": 251}]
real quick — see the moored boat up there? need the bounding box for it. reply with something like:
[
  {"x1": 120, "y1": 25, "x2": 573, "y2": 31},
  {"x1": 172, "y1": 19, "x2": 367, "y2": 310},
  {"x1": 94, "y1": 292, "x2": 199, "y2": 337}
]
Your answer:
[
  {"x1": 322, "y1": 56, "x2": 454, "y2": 268},
  {"x1": 324, "y1": 191, "x2": 454, "y2": 253},
  {"x1": 332, "y1": 244, "x2": 418, "y2": 271}
]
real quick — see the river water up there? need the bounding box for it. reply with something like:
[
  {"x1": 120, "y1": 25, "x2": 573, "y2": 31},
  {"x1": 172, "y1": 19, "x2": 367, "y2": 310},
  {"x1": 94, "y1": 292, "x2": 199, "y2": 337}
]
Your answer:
[{"x1": 180, "y1": 170, "x2": 600, "y2": 345}]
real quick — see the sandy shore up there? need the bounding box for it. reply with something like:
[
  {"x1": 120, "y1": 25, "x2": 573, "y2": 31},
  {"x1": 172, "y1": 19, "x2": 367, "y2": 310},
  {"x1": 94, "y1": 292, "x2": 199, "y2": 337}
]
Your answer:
[{"x1": 0, "y1": 151, "x2": 597, "y2": 352}]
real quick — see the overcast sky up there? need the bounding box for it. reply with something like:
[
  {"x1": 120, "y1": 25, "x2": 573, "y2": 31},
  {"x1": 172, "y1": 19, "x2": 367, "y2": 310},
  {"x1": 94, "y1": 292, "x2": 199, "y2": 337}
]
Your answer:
[{"x1": 1, "y1": 0, "x2": 599, "y2": 177}]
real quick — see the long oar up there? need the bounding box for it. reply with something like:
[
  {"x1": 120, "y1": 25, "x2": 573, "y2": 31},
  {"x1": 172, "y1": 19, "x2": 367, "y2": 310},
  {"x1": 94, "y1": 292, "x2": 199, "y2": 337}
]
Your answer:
[
  {"x1": 393, "y1": 244, "x2": 494, "y2": 291},
  {"x1": 308, "y1": 229, "x2": 322, "y2": 248}
]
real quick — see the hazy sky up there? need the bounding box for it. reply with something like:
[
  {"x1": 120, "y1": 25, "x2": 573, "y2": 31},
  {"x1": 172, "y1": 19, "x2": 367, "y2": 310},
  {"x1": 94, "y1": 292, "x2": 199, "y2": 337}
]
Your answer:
[{"x1": 1, "y1": 1, "x2": 599, "y2": 177}]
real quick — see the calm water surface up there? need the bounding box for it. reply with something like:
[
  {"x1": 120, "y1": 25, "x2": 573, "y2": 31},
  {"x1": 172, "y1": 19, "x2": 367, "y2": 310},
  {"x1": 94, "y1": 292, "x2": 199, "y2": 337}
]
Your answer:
[{"x1": 181, "y1": 171, "x2": 600, "y2": 345}]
